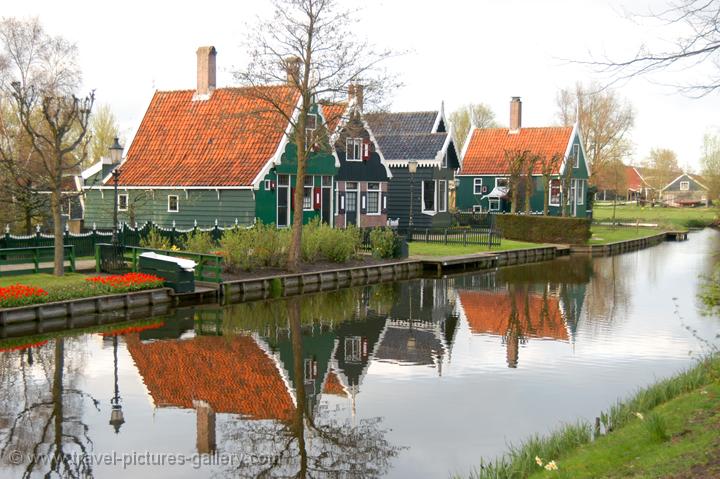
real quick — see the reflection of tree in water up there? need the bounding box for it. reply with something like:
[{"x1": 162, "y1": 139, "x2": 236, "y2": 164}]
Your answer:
[
  {"x1": 584, "y1": 255, "x2": 632, "y2": 332},
  {"x1": 0, "y1": 337, "x2": 97, "y2": 478},
  {"x1": 214, "y1": 297, "x2": 400, "y2": 478}
]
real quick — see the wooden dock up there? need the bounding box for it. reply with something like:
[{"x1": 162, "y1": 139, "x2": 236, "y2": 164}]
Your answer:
[{"x1": 419, "y1": 246, "x2": 560, "y2": 275}]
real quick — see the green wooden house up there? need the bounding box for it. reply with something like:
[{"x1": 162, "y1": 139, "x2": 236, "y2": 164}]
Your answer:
[
  {"x1": 82, "y1": 46, "x2": 338, "y2": 229},
  {"x1": 456, "y1": 97, "x2": 590, "y2": 217},
  {"x1": 660, "y1": 173, "x2": 710, "y2": 207}
]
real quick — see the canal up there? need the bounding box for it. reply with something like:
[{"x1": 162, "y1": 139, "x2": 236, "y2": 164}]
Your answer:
[{"x1": 1, "y1": 229, "x2": 718, "y2": 478}]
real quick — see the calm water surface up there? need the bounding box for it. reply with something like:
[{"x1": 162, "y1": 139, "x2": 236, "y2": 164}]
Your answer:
[{"x1": 1, "y1": 229, "x2": 719, "y2": 478}]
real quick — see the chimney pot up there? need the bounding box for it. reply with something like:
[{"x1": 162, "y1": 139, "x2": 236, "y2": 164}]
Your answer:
[
  {"x1": 509, "y1": 96, "x2": 522, "y2": 133},
  {"x1": 195, "y1": 46, "x2": 217, "y2": 100},
  {"x1": 348, "y1": 83, "x2": 364, "y2": 111},
  {"x1": 285, "y1": 56, "x2": 301, "y2": 85}
]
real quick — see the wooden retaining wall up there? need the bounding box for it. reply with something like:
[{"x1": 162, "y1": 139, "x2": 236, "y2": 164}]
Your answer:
[
  {"x1": 223, "y1": 260, "x2": 423, "y2": 303},
  {"x1": 570, "y1": 233, "x2": 668, "y2": 256},
  {"x1": 0, "y1": 288, "x2": 173, "y2": 336}
]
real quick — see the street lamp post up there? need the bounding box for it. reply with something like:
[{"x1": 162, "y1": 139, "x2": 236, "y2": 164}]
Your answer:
[
  {"x1": 109, "y1": 138, "x2": 123, "y2": 245},
  {"x1": 408, "y1": 160, "x2": 418, "y2": 240}
]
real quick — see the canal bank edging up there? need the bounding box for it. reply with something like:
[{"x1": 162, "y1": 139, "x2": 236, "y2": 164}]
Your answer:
[
  {"x1": 569, "y1": 231, "x2": 684, "y2": 256},
  {"x1": 0, "y1": 288, "x2": 174, "y2": 338}
]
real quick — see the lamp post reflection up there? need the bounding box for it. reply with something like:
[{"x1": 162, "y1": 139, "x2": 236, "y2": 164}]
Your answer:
[{"x1": 109, "y1": 336, "x2": 125, "y2": 433}]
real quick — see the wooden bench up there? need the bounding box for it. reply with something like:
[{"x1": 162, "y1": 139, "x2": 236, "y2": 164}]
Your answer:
[{"x1": 0, "y1": 245, "x2": 76, "y2": 276}]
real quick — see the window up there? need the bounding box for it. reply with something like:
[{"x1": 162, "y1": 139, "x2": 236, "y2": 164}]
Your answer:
[
  {"x1": 473, "y1": 178, "x2": 483, "y2": 195},
  {"x1": 488, "y1": 198, "x2": 500, "y2": 211},
  {"x1": 322, "y1": 175, "x2": 332, "y2": 187},
  {"x1": 118, "y1": 194, "x2": 128, "y2": 211},
  {"x1": 549, "y1": 179, "x2": 561, "y2": 206},
  {"x1": 345, "y1": 337, "x2": 362, "y2": 362},
  {"x1": 573, "y1": 144, "x2": 580, "y2": 168},
  {"x1": 438, "y1": 180, "x2": 447, "y2": 212},
  {"x1": 441, "y1": 151, "x2": 447, "y2": 169},
  {"x1": 680, "y1": 181, "x2": 690, "y2": 191},
  {"x1": 303, "y1": 176, "x2": 314, "y2": 211},
  {"x1": 277, "y1": 174, "x2": 289, "y2": 186},
  {"x1": 264, "y1": 179, "x2": 271, "y2": 191},
  {"x1": 304, "y1": 358, "x2": 317, "y2": 381},
  {"x1": 472, "y1": 204, "x2": 483, "y2": 213},
  {"x1": 305, "y1": 113, "x2": 317, "y2": 148},
  {"x1": 422, "y1": 180, "x2": 436, "y2": 213},
  {"x1": 569, "y1": 179, "x2": 577, "y2": 206},
  {"x1": 346, "y1": 138, "x2": 362, "y2": 161},
  {"x1": 167, "y1": 195, "x2": 179, "y2": 213},
  {"x1": 367, "y1": 182, "x2": 381, "y2": 214},
  {"x1": 496, "y1": 178, "x2": 509, "y2": 188},
  {"x1": 577, "y1": 180, "x2": 585, "y2": 205}
]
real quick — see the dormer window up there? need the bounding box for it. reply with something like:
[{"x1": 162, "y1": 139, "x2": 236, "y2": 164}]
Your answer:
[{"x1": 346, "y1": 138, "x2": 362, "y2": 161}]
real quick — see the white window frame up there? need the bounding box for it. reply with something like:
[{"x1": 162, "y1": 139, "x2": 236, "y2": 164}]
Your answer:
[
  {"x1": 118, "y1": 193, "x2": 128, "y2": 212},
  {"x1": 264, "y1": 179, "x2": 271, "y2": 191},
  {"x1": 441, "y1": 151, "x2": 448, "y2": 169},
  {"x1": 488, "y1": 197, "x2": 500, "y2": 211},
  {"x1": 496, "y1": 177, "x2": 509, "y2": 188},
  {"x1": 438, "y1": 180, "x2": 447, "y2": 213},
  {"x1": 573, "y1": 144, "x2": 580, "y2": 168},
  {"x1": 303, "y1": 176, "x2": 314, "y2": 211},
  {"x1": 472, "y1": 204, "x2": 483, "y2": 213},
  {"x1": 305, "y1": 113, "x2": 317, "y2": 149},
  {"x1": 473, "y1": 178, "x2": 483, "y2": 195},
  {"x1": 421, "y1": 180, "x2": 437, "y2": 214},
  {"x1": 167, "y1": 195, "x2": 179, "y2": 213},
  {"x1": 679, "y1": 181, "x2": 690, "y2": 191},
  {"x1": 549, "y1": 179, "x2": 561, "y2": 207},
  {"x1": 346, "y1": 138, "x2": 362, "y2": 161},
  {"x1": 367, "y1": 182, "x2": 381, "y2": 215},
  {"x1": 345, "y1": 336, "x2": 362, "y2": 363},
  {"x1": 577, "y1": 180, "x2": 585, "y2": 205}
]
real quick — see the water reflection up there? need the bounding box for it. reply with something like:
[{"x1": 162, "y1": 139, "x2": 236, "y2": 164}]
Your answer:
[{"x1": 0, "y1": 230, "x2": 719, "y2": 478}]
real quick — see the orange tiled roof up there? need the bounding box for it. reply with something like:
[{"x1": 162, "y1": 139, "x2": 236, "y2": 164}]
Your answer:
[
  {"x1": 322, "y1": 370, "x2": 347, "y2": 397},
  {"x1": 625, "y1": 166, "x2": 647, "y2": 191},
  {"x1": 458, "y1": 290, "x2": 568, "y2": 341},
  {"x1": 461, "y1": 127, "x2": 573, "y2": 175},
  {"x1": 115, "y1": 86, "x2": 299, "y2": 187},
  {"x1": 321, "y1": 102, "x2": 347, "y2": 134},
  {"x1": 125, "y1": 334, "x2": 295, "y2": 421}
]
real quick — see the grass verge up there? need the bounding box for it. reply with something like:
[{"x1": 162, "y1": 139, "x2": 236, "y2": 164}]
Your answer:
[
  {"x1": 409, "y1": 239, "x2": 544, "y2": 257},
  {"x1": 467, "y1": 355, "x2": 720, "y2": 479},
  {"x1": 588, "y1": 225, "x2": 664, "y2": 245},
  {"x1": 0, "y1": 272, "x2": 89, "y2": 289},
  {"x1": 592, "y1": 204, "x2": 717, "y2": 229}
]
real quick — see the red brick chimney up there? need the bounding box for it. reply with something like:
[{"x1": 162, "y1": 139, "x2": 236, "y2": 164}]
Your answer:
[
  {"x1": 195, "y1": 46, "x2": 216, "y2": 99},
  {"x1": 285, "y1": 56, "x2": 301, "y2": 85},
  {"x1": 348, "y1": 83, "x2": 364, "y2": 111},
  {"x1": 509, "y1": 96, "x2": 522, "y2": 133}
]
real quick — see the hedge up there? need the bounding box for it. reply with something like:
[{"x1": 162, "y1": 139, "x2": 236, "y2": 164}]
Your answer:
[{"x1": 496, "y1": 214, "x2": 591, "y2": 245}]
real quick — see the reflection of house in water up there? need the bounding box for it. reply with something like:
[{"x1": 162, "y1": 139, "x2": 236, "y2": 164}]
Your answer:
[
  {"x1": 456, "y1": 287, "x2": 575, "y2": 368},
  {"x1": 125, "y1": 332, "x2": 297, "y2": 452},
  {"x1": 373, "y1": 281, "x2": 459, "y2": 372}
]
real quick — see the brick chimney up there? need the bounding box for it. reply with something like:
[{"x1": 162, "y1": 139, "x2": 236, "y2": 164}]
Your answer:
[
  {"x1": 348, "y1": 83, "x2": 364, "y2": 111},
  {"x1": 195, "y1": 46, "x2": 216, "y2": 100},
  {"x1": 285, "y1": 56, "x2": 301, "y2": 85},
  {"x1": 193, "y1": 400, "x2": 216, "y2": 454},
  {"x1": 509, "y1": 96, "x2": 522, "y2": 133}
]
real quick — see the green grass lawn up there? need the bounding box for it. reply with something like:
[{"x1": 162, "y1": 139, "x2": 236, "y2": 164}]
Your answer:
[
  {"x1": 588, "y1": 225, "x2": 664, "y2": 245},
  {"x1": 593, "y1": 204, "x2": 717, "y2": 229},
  {"x1": 528, "y1": 379, "x2": 720, "y2": 478},
  {"x1": 0, "y1": 272, "x2": 89, "y2": 289},
  {"x1": 409, "y1": 239, "x2": 544, "y2": 257}
]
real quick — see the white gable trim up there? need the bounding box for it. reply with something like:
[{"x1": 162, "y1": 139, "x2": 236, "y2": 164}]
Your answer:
[
  {"x1": 661, "y1": 173, "x2": 709, "y2": 192},
  {"x1": 251, "y1": 94, "x2": 305, "y2": 189},
  {"x1": 559, "y1": 122, "x2": 589, "y2": 177},
  {"x1": 459, "y1": 125, "x2": 477, "y2": 171},
  {"x1": 431, "y1": 103, "x2": 447, "y2": 134}
]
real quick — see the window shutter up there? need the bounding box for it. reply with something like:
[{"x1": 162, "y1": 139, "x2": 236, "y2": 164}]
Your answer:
[
  {"x1": 314, "y1": 187, "x2": 321, "y2": 210},
  {"x1": 291, "y1": 187, "x2": 295, "y2": 210},
  {"x1": 360, "y1": 192, "x2": 367, "y2": 214},
  {"x1": 381, "y1": 192, "x2": 387, "y2": 214},
  {"x1": 338, "y1": 192, "x2": 346, "y2": 214},
  {"x1": 362, "y1": 139, "x2": 370, "y2": 161}
]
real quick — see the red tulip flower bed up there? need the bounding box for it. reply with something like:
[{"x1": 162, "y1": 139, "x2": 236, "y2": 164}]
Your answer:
[
  {"x1": 0, "y1": 273, "x2": 165, "y2": 309},
  {"x1": 0, "y1": 285, "x2": 49, "y2": 308}
]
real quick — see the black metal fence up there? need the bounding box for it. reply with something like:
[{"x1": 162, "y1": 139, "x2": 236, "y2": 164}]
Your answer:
[
  {"x1": 360, "y1": 225, "x2": 502, "y2": 251},
  {"x1": 0, "y1": 222, "x2": 231, "y2": 258}
]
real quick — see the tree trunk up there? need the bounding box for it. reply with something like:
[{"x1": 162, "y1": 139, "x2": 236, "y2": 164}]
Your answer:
[
  {"x1": 287, "y1": 134, "x2": 307, "y2": 273},
  {"x1": 511, "y1": 186, "x2": 518, "y2": 214},
  {"x1": 543, "y1": 176, "x2": 550, "y2": 216},
  {"x1": 524, "y1": 176, "x2": 532, "y2": 215},
  {"x1": 51, "y1": 190, "x2": 64, "y2": 276},
  {"x1": 24, "y1": 207, "x2": 32, "y2": 235}
]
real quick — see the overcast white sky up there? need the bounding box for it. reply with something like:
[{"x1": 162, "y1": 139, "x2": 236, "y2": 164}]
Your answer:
[{"x1": 5, "y1": 0, "x2": 719, "y2": 171}]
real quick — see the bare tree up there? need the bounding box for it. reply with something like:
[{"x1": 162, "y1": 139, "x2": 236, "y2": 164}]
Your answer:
[
  {"x1": 604, "y1": 158, "x2": 629, "y2": 224},
  {"x1": 0, "y1": 17, "x2": 93, "y2": 275},
  {"x1": 538, "y1": 153, "x2": 563, "y2": 216},
  {"x1": 582, "y1": 0, "x2": 720, "y2": 96},
  {"x1": 505, "y1": 149, "x2": 528, "y2": 214},
  {"x1": 556, "y1": 82, "x2": 634, "y2": 188},
  {"x1": 234, "y1": 0, "x2": 397, "y2": 272},
  {"x1": 85, "y1": 103, "x2": 122, "y2": 169},
  {"x1": 523, "y1": 154, "x2": 538, "y2": 215},
  {"x1": 643, "y1": 147, "x2": 681, "y2": 190},
  {"x1": 450, "y1": 103, "x2": 498, "y2": 151},
  {"x1": 701, "y1": 129, "x2": 720, "y2": 201}
]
